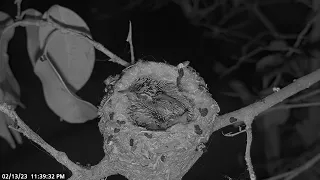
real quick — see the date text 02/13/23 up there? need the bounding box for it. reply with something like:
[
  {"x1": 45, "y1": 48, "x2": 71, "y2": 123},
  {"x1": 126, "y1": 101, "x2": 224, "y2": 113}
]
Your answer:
[{"x1": 1, "y1": 173, "x2": 66, "y2": 180}]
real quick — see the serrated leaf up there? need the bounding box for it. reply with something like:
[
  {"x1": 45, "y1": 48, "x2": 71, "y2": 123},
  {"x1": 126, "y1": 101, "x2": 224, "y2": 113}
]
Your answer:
[
  {"x1": 39, "y1": 5, "x2": 95, "y2": 91},
  {"x1": 34, "y1": 56, "x2": 98, "y2": 123},
  {"x1": 24, "y1": 9, "x2": 42, "y2": 66}
]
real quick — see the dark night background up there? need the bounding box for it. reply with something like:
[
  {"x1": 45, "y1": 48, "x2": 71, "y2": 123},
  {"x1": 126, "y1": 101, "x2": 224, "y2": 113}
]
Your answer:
[{"x1": 0, "y1": 0, "x2": 312, "y2": 179}]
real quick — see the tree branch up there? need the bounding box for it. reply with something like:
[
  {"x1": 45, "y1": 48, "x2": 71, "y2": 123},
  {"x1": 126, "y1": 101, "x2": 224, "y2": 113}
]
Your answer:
[
  {"x1": 0, "y1": 103, "x2": 87, "y2": 178},
  {"x1": 212, "y1": 65, "x2": 320, "y2": 132}
]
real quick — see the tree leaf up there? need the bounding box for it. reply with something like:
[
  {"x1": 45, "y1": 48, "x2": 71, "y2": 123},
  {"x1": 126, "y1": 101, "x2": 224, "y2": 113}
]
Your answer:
[
  {"x1": 0, "y1": 89, "x2": 23, "y2": 149},
  {"x1": 213, "y1": 61, "x2": 227, "y2": 74},
  {"x1": 229, "y1": 80, "x2": 255, "y2": 104},
  {"x1": 256, "y1": 108, "x2": 290, "y2": 173},
  {"x1": 261, "y1": 109, "x2": 290, "y2": 129},
  {"x1": 34, "y1": 56, "x2": 98, "y2": 123},
  {"x1": 256, "y1": 54, "x2": 284, "y2": 72},
  {"x1": 0, "y1": 12, "x2": 19, "y2": 94},
  {"x1": 24, "y1": 9, "x2": 42, "y2": 67},
  {"x1": 262, "y1": 71, "x2": 281, "y2": 89},
  {"x1": 231, "y1": 0, "x2": 246, "y2": 8},
  {"x1": 0, "y1": 11, "x2": 23, "y2": 148},
  {"x1": 267, "y1": 40, "x2": 289, "y2": 51},
  {"x1": 296, "y1": 95, "x2": 320, "y2": 146},
  {"x1": 263, "y1": 126, "x2": 281, "y2": 175},
  {"x1": 39, "y1": 5, "x2": 95, "y2": 91},
  {"x1": 0, "y1": 11, "x2": 23, "y2": 106},
  {"x1": 0, "y1": 111, "x2": 18, "y2": 148},
  {"x1": 311, "y1": 0, "x2": 320, "y2": 40}
]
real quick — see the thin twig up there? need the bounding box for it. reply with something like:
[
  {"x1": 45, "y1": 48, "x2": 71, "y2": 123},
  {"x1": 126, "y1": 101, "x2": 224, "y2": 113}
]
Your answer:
[
  {"x1": 286, "y1": 13, "x2": 315, "y2": 57},
  {"x1": 2, "y1": 16, "x2": 130, "y2": 67},
  {"x1": 46, "y1": 16, "x2": 130, "y2": 67},
  {"x1": 14, "y1": 0, "x2": 22, "y2": 19},
  {"x1": 252, "y1": 4, "x2": 280, "y2": 38},
  {"x1": 245, "y1": 126, "x2": 256, "y2": 180},
  {"x1": 126, "y1": 20, "x2": 135, "y2": 64},
  {"x1": 218, "y1": 6, "x2": 248, "y2": 26},
  {"x1": 0, "y1": 103, "x2": 85, "y2": 175},
  {"x1": 220, "y1": 46, "x2": 265, "y2": 78}
]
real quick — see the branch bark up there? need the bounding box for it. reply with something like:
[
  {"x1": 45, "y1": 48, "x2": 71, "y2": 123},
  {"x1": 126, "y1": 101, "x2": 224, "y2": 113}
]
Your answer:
[{"x1": 212, "y1": 65, "x2": 320, "y2": 132}]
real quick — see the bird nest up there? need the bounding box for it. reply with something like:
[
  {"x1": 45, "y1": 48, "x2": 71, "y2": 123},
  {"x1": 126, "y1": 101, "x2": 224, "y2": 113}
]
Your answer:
[{"x1": 97, "y1": 60, "x2": 220, "y2": 179}]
